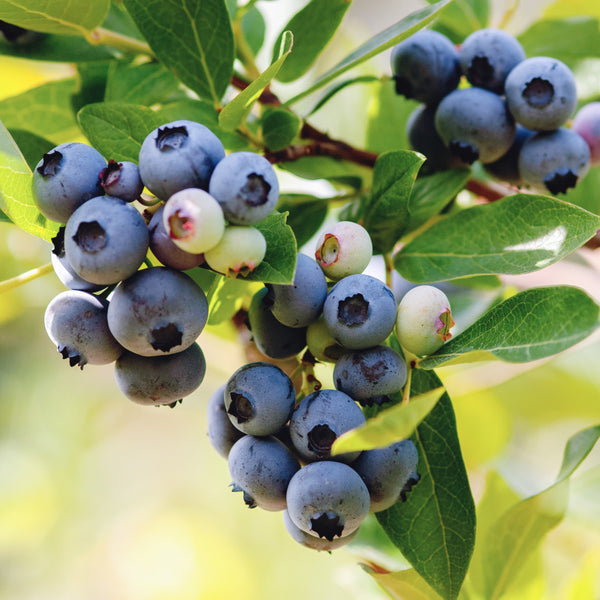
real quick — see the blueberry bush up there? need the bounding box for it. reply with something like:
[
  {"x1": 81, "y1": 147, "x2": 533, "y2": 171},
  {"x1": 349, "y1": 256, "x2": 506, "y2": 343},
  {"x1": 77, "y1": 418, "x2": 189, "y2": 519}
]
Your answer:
[{"x1": 1, "y1": 0, "x2": 600, "y2": 598}]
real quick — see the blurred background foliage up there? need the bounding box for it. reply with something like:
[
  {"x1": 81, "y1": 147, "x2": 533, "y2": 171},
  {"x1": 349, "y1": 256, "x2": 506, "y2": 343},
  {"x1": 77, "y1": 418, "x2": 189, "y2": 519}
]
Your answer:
[{"x1": 1, "y1": 0, "x2": 600, "y2": 599}]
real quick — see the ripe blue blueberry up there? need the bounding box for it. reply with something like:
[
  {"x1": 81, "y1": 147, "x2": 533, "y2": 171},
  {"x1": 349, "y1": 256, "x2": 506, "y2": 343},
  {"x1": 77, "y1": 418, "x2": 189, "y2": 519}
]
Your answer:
[
  {"x1": 64, "y1": 195, "x2": 149, "y2": 285},
  {"x1": 228, "y1": 435, "x2": 301, "y2": 511},
  {"x1": 459, "y1": 28, "x2": 525, "y2": 93},
  {"x1": 286, "y1": 461, "x2": 370, "y2": 540},
  {"x1": 483, "y1": 124, "x2": 535, "y2": 185},
  {"x1": 390, "y1": 29, "x2": 461, "y2": 106},
  {"x1": 138, "y1": 120, "x2": 225, "y2": 200},
  {"x1": 435, "y1": 87, "x2": 516, "y2": 164},
  {"x1": 99, "y1": 159, "x2": 144, "y2": 202},
  {"x1": 518, "y1": 127, "x2": 591, "y2": 194},
  {"x1": 322, "y1": 274, "x2": 397, "y2": 350},
  {"x1": 208, "y1": 151, "x2": 279, "y2": 224},
  {"x1": 207, "y1": 385, "x2": 245, "y2": 459},
  {"x1": 114, "y1": 342, "x2": 206, "y2": 406},
  {"x1": 289, "y1": 389, "x2": 366, "y2": 464},
  {"x1": 283, "y1": 509, "x2": 358, "y2": 551},
  {"x1": 504, "y1": 57, "x2": 577, "y2": 131},
  {"x1": 224, "y1": 361, "x2": 296, "y2": 436},
  {"x1": 267, "y1": 253, "x2": 328, "y2": 328},
  {"x1": 107, "y1": 266, "x2": 208, "y2": 357},
  {"x1": 32, "y1": 142, "x2": 106, "y2": 223}
]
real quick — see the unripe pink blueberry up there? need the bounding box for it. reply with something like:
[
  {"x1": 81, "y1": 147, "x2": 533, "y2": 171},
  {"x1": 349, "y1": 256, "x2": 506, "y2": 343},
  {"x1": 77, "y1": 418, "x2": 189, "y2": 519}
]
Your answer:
[
  {"x1": 572, "y1": 102, "x2": 600, "y2": 165},
  {"x1": 204, "y1": 226, "x2": 266, "y2": 277},
  {"x1": 315, "y1": 221, "x2": 373, "y2": 280},
  {"x1": 162, "y1": 188, "x2": 225, "y2": 254},
  {"x1": 395, "y1": 285, "x2": 455, "y2": 356}
]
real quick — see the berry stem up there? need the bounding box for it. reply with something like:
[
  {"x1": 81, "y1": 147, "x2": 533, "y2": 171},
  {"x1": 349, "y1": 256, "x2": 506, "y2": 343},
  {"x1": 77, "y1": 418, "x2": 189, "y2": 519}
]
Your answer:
[
  {"x1": 86, "y1": 27, "x2": 153, "y2": 56},
  {"x1": 383, "y1": 253, "x2": 394, "y2": 289},
  {"x1": 0, "y1": 262, "x2": 53, "y2": 294}
]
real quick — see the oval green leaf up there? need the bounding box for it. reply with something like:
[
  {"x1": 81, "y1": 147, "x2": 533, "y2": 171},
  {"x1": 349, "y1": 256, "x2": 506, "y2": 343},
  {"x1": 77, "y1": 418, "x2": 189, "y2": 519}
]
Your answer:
[
  {"x1": 261, "y1": 108, "x2": 302, "y2": 152},
  {"x1": 395, "y1": 194, "x2": 600, "y2": 283}
]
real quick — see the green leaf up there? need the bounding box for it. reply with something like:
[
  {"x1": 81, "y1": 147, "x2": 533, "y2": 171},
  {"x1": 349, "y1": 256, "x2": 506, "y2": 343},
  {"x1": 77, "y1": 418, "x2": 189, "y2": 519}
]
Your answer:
[
  {"x1": 0, "y1": 78, "x2": 80, "y2": 144},
  {"x1": 71, "y1": 61, "x2": 111, "y2": 114},
  {"x1": 207, "y1": 276, "x2": 252, "y2": 325},
  {"x1": 405, "y1": 168, "x2": 471, "y2": 234},
  {"x1": 0, "y1": 121, "x2": 59, "y2": 240},
  {"x1": 8, "y1": 129, "x2": 53, "y2": 170},
  {"x1": 123, "y1": 0, "x2": 234, "y2": 105},
  {"x1": 479, "y1": 425, "x2": 600, "y2": 600},
  {"x1": 78, "y1": 102, "x2": 159, "y2": 162},
  {"x1": 280, "y1": 155, "x2": 370, "y2": 190},
  {"x1": 377, "y1": 369, "x2": 476, "y2": 600},
  {"x1": 261, "y1": 108, "x2": 302, "y2": 152},
  {"x1": 284, "y1": 0, "x2": 454, "y2": 106},
  {"x1": 307, "y1": 75, "x2": 379, "y2": 117},
  {"x1": 0, "y1": 32, "x2": 114, "y2": 61},
  {"x1": 363, "y1": 150, "x2": 424, "y2": 254},
  {"x1": 518, "y1": 17, "x2": 600, "y2": 66},
  {"x1": 563, "y1": 165, "x2": 600, "y2": 215},
  {"x1": 219, "y1": 30, "x2": 293, "y2": 132},
  {"x1": 105, "y1": 61, "x2": 182, "y2": 106},
  {"x1": 243, "y1": 211, "x2": 297, "y2": 284},
  {"x1": 0, "y1": 209, "x2": 11, "y2": 223},
  {"x1": 428, "y1": 0, "x2": 489, "y2": 43},
  {"x1": 544, "y1": 0, "x2": 600, "y2": 19},
  {"x1": 395, "y1": 194, "x2": 600, "y2": 283},
  {"x1": 365, "y1": 567, "x2": 443, "y2": 600},
  {"x1": 276, "y1": 194, "x2": 327, "y2": 248},
  {"x1": 420, "y1": 286, "x2": 600, "y2": 369},
  {"x1": 0, "y1": 0, "x2": 110, "y2": 35},
  {"x1": 331, "y1": 388, "x2": 444, "y2": 455},
  {"x1": 241, "y1": 5, "x2": 265, "y2": 56},
  {"x1": 273, "y1": 0, "x2": 351, "y2": 83}
]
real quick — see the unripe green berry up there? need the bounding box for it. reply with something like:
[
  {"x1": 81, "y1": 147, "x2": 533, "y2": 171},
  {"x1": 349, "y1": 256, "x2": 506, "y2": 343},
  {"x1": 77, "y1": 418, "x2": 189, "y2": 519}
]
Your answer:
[
  {"x1": 395, "y1": 285, "x2": 454, "y2": 356},
  {"x1": 306, "y1": 316, "x2": 345, "y2": 363},
  {"x1": 204, "y1": 226, "x2": 266, "y2": 277}
]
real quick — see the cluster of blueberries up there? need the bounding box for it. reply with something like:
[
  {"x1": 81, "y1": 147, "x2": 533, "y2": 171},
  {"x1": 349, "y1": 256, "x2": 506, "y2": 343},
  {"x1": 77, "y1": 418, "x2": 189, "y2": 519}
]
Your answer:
[
  {"x1": 393, "y1": 27, "x2": 600, "y2": 194},
  {"x1": 37, "y1": 119, "x2": 281, "y2": 406},
  {"x1": 207, "y1": 219, "x2": 455, "y2": 550}
]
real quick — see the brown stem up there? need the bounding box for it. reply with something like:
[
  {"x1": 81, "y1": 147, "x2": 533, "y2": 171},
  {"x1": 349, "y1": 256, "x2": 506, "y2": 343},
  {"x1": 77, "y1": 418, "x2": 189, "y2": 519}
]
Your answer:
[{"x1": 465, "y1": 179, "x2": 515, "y2": 202}]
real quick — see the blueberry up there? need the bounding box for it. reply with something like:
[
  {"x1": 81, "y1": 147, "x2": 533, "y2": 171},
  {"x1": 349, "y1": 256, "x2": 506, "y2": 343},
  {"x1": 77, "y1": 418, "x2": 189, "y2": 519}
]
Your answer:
[
  {"x1": 314, "y1": 221, "x2": 373, "y2": 281},
  {"x1": 283, "y1": 509, "x2": 359, "y2": 551},
  {"x1": 518, "y1": 127, "x2": 591, "y2": 194},
  {"x1": 107, "y1": 266, "x2": 208, "y2": 357},
  {"x1": 351, "y1": 440, "x2": 420, "y2": 512},
  {"x1": 204, "y1": 225, "x2": 266, "y2": 278},
  {"x1": 504, "y1": 57, "x2": 577, "y2": 131},
  {"x1": 396, "y1": 285, "x2": 454, "y2": 356},
  {"x1": 267, "y1": 253, "x2": 328, "y2": 328},
  {"x1": 289, "y1": 389, "x2": 366, "y2": 464},
  {"x1": 334, "y1": 345, "x2": 407, "y2": 401},
  {"x1": 207, "y1": 385, "x2": 245, "y2": 459},
  {"x1": 306, "y1": 316, "x2": 345, "y2": 363},
  {"x1": 459, "y1": 28, "x2": 525, "y2": 93},
  {"x1": 435, "y1": 87, "x2": 516, "y2": 164},
  {"x1": 44, "y1": 290, "x2": 123, "y2": 368},
  {"x1": 114, "y1": 342, "x2": 206, "y2": 406},
  {"x1": 148, "y1": 205, "x2": 205, "y2": 271},
  {"x1": 572, "y1": 102, "x2": 600, "y2": 165},
  {"x1": 224, "y1": 361, "x2": 296, "y2": 436},
  {"x1": 286, "y1": 461, "x2": 370, "y2": 540},
  {"x1": 228, "y1": 435, "x2": 301, "y2": 511},
  {"x1": 138, "y1": 120, "x2": 225, "y2": 200},
  {"x1": 32, "y1": 142, "x2": 106, "y2": 223},
  {"x1": 390, "y1": 29, "x2": 461, "y2": 106},
  {"x1": 247, "y1": 287, "x2": 307, "y2": 359},
  {"x1": 322, "y1": 274, "x2": 397, "y2": 350},
  {"x1": 99, "y1": 160, "x2": 144, "y2": 202},
  {"x1": 208, "y1": 151, "x2": 279, "y2": 224},
  {"x1": 64, "y1": 196, "x2": 149, "y2": 285},
  {"x1": 483, "y1": 124, "x2": 535, "y2": 185}
]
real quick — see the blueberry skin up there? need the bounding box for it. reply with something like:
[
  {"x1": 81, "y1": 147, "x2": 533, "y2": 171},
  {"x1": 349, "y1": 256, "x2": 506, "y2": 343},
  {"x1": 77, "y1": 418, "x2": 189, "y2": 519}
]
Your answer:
[
  {"x1": 148, "y1": 206, "x2": 205, "y2": 271},
  {"x1": 44, "y1": 290, "x2": 123, "y2": 368},
  {"x1": 228, "y1": 435, "x2": 301, "y2": 511},
  {"x1": 64, "y1": 196, "x2": 149, "y2": 286},
  {"x1": 322, "y1": 274, "x2": 397, "y2": 350},
  {"x1": 435, "y1": 87, "x2": 516, "y2": 164},
  {"x1": 138, "y1": 120, "x2": 225, "y2": 200},
  {"x1": 32, "y1": 142, "x2": 106, "y2": 223},
  {"x1": 518, "y1": 128, "x2": 591, "y2": 195},
  {"x1": 390, "y1": 29, "x2": 461, "y2": 106},
  {"x1": 459, "y1": 28, "x2": 525, "y2": 93},
  {"x1": 107, "y1": 266, "x2": 208, "y2": 357},
  {"x1": 248, "y1": 287, "x2": 307, "y2": 359},
  {"x1": 283, "y1": 509, "x2": 358, "y2": 551},
  {"x1": 351, "y1": 440, "x2": 419, "y2": 512},
  {"x1": 99, "y1": 160, "x2": 144, "y2": 202},
  {"x1": 572, "y1": 102, "x2": 600, "y2": 164},
  {"x1": 505, "y1": 57, "x2": 577, "y2": 131},
  {"x1": 207, "y1": 385, "x2": 245, "y2": 459},
  {"x1": 286, "y1": 461, "x2": 370, "y2": 540},
  {"x1": 114, "y1": 342, "x2": 206, "y2": 406},
  {"x1": 267, "y1": 253, "x2": 328, "y2": 328},
  {"x1": 483, "y1": 124, "x2": 535, "y2": 185},
  {"x1": 289, "y1": 389, "x2": 366, "y2": 464},
  {"x1": 334, "y1": 345, "x2": 407, "y2": 401},
  {"x1": 224, "y1": 361, "x2": 296, "y2": 436},
  {"x1": 208, "y1": 151, "x2": 279, "y2": 224}
]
